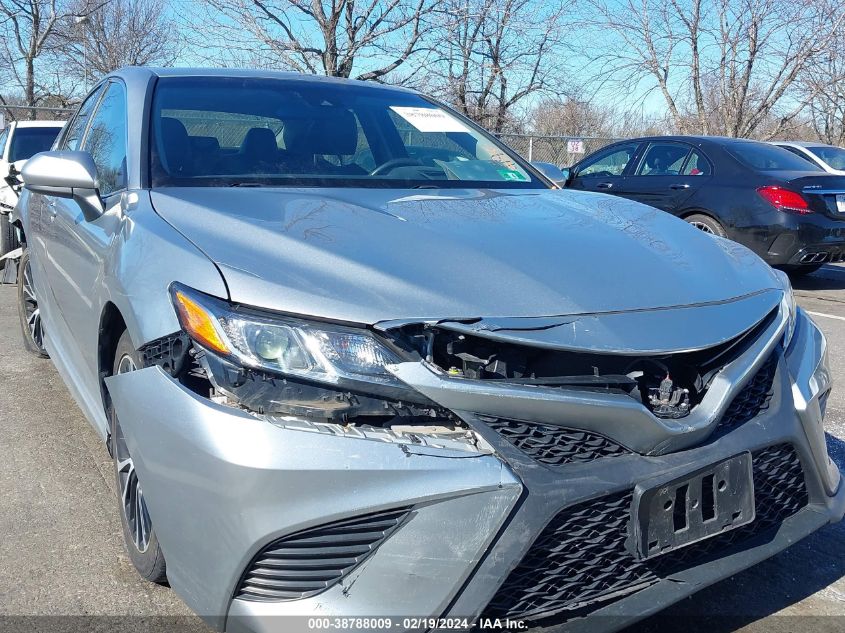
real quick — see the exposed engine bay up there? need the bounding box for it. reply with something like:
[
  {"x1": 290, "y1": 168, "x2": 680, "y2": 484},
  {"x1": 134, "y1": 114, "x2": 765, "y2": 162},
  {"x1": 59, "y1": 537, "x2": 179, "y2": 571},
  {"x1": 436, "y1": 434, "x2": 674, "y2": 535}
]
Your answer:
[
  {"x1": 384, "y1": 311, "x2": 776, "y2": 420},
  {"x1": 141, "y1": 303, "x2": 775, "y2": 433}
]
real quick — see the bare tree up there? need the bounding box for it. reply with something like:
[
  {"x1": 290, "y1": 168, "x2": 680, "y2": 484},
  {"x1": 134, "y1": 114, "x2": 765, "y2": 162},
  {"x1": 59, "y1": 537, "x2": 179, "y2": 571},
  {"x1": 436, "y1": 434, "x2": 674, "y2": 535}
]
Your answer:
[
  {"x1": 56, "y1": 0, "x2": 179, "y2": 85},
  {"x1": 581, "y1": 0, "x2": 845, "y2": 139},
  {"x1": 429, "y1": 0, "x2": 569, "y2": 133},
  {"x1": 186, "y1": 0, "x2": 440, "y2": 81},
  {"x1": 804, "y1": 43, "x2": 845, "y2": 146},
  {"x1": 525, "y1": 97, "x2": 671, "y2": 139},
  {"x1": 0, "y1": 0, "x2": 77, "y2": 117},
  {"x1": 529, "y1": 98, "x2": 616, "y2": 137}
]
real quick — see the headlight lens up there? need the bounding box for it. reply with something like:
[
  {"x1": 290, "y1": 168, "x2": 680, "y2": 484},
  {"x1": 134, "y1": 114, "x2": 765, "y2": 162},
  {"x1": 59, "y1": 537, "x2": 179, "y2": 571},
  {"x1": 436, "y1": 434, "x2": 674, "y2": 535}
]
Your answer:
[
  {"x1": 774, "y1": 269, "x2": 796, "y2": 349},
  {"x1": 171, "y1": 284, "x2": 404, "y2": 386}
]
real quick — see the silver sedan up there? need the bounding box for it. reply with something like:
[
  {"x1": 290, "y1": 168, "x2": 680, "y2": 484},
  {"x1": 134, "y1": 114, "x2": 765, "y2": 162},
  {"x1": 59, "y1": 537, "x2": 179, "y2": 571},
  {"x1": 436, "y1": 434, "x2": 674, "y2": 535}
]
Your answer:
[{"x1": 12, "y1": 67, "x2": 844, "y2": 633}]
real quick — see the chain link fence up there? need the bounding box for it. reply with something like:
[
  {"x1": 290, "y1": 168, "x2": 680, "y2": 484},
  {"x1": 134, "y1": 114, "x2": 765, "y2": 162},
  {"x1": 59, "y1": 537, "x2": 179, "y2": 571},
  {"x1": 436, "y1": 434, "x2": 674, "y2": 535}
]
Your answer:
[
  {"x1": 0, "y1": 105, "x2": 74, "y2": 128},
  {"x1": 497, "y1": 134, "x2": 621, "y2": 167}
]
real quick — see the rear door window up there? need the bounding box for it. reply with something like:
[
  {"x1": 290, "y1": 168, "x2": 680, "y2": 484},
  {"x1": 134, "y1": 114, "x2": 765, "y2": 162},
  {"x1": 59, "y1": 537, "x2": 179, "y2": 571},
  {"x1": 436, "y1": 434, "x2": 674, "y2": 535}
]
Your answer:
[
  {"x1": 577, "y1": 143, "x2": 639, "y2": 177},
  {"x1": 635, "y1": 143, "x2": 690, "y2": 176},
  {"x1": 681, "y1": 149, "x2": 711, "y2": 176}
]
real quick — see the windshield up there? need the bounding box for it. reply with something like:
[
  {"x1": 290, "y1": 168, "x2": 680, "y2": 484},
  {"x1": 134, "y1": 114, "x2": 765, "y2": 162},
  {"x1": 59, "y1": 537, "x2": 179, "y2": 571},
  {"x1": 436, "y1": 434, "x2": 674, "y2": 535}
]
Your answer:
[
  {"x1": 150, "y1": 76, "x2": 546, "y2": 189},
  {"x1": 809, "y1": 146, "x2": 845, "y2": 170},
  {"x1": 9, "y1": 126, "x2": 62, "y2": 162},
  {"x1": 726, "y1": 141, "x2": 823, "y2": 172}
]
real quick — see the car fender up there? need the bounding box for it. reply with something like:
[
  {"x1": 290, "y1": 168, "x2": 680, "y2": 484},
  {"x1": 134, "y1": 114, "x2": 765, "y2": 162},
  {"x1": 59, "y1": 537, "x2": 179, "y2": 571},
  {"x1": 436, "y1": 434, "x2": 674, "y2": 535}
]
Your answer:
[{"x1": 89, "y1": 192, "x2": 229, "y2": 424}]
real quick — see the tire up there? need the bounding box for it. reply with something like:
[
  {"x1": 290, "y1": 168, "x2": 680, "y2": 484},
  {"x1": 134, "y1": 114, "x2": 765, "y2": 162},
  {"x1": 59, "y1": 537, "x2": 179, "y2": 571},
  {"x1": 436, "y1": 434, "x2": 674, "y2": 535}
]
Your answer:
[
  {"x1": 685, "y1": 213, "x2": 727, "y2": 238},
  {"x1": 16, "y1": 248, "x2": 49, "y2": 358},
  {"x1": 110, "y1": 330, "x2": 168, "y2": 583},
  {"x1": 780, "y1": 263, "x2": 823, "y2": 277},
  {"x1": 0, "y1": 213, "x2": 19, "y2": 265}
]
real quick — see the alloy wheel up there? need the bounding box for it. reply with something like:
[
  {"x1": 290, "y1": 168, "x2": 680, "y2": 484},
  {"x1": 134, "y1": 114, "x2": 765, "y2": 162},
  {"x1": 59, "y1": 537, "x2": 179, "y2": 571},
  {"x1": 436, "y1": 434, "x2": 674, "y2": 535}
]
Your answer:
[
  {"x1": 21, "y1": 257, "x2": 46, "y2": 352},
  {"x1": 689, "y1": 220, "x2": 715, "y2": 234},
  {"x1": 114, "y1": 355, "x2": 153, "y2": 553}
]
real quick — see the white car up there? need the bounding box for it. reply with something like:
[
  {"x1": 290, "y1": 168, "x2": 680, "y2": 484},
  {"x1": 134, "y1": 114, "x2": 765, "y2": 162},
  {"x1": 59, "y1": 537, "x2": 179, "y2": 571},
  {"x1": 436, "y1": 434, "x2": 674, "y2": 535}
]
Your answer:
[
  {"x1": 0, "y1": 120, "x2": 65, "y2": 258},
  {"x1": 771, "y1": 141, "x2": 845, "y2": 176}
]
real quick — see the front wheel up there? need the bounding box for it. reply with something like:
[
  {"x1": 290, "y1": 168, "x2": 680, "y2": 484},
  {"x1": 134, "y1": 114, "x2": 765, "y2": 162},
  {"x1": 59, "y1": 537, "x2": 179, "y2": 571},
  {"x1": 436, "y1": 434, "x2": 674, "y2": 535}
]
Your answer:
[
  {"x1": 110, "y1": 330, "x2": 168, "y2": 583},
  {"x1": 16, "y1": 248, "x2": 48, "y2": 357}
]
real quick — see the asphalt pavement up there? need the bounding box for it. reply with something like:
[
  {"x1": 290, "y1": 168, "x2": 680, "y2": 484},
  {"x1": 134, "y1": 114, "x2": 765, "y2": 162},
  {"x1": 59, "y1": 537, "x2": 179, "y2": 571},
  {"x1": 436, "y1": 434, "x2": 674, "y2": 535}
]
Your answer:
[{"x1": 1, "y1": 265, "x2": 845, "y2": 632}]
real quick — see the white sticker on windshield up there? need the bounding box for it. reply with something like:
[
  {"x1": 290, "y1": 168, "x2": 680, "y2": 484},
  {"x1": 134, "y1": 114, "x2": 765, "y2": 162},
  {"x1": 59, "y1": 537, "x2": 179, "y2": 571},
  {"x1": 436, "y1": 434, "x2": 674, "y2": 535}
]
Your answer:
[{"x1": 390, "y1": 106, "x2": 469, "y2": 133}]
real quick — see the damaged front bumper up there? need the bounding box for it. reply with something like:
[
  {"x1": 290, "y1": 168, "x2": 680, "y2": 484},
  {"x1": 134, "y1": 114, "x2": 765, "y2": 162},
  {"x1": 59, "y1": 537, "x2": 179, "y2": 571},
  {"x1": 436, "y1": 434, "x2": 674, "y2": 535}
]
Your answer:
[
  {"x1": 105, "y1": 308, "x2": 843, "y2": 633},
  {"x1": 106, "y1": 366, "x2": 522, "y2": 632}
]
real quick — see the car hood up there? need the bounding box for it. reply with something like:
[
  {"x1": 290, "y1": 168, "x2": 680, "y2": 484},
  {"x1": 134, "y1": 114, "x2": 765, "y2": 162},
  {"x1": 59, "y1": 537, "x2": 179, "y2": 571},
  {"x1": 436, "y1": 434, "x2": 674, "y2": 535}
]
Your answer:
[{"x1": 151, "y1": 187, "x2": 781, "y2": 327}]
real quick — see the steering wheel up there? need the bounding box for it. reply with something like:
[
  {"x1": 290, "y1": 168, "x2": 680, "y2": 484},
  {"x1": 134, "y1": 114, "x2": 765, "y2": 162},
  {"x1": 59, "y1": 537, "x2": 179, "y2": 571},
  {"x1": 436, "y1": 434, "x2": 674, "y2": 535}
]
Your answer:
[{"x1": 370, "y1": 158, "x2": 423, "y2": 176}]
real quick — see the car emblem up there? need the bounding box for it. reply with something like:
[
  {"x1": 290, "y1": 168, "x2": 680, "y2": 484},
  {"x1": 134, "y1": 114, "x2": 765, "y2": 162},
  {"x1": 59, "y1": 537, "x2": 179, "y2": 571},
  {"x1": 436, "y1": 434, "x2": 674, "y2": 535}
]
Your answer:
[{"x1": 648, "y1": 374, "x2": 691, "y2": 419}]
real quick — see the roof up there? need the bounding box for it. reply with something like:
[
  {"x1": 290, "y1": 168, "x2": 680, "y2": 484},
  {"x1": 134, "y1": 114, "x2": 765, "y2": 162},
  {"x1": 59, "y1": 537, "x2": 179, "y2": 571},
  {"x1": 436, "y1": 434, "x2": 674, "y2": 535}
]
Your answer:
[
  {"x1": 607, "y1": 135, "x2": 774, "y2": 146},
  {"x1": 111, "y1": 66, "x2": 417, "y2": 94}
]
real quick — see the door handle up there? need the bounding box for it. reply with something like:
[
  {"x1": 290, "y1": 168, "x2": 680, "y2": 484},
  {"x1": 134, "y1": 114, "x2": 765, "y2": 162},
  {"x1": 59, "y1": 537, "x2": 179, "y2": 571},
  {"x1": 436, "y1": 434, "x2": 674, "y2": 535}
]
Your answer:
[
  {"x1": 596, "y1": 182, "x2": 614, "y2": 190},
  {"x1": 669, "y1": 183, "x2": 690, "y2": 190}
]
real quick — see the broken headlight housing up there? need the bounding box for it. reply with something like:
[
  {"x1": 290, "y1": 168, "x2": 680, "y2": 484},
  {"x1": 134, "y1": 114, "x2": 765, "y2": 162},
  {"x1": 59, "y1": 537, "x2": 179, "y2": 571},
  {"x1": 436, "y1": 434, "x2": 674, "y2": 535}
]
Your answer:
[
  {"x1": 774, "y1": 269, "x2": 797, "y2": 350},
  {"x1": 170, "y1": 283, "x2": 405, "y2": 390}
]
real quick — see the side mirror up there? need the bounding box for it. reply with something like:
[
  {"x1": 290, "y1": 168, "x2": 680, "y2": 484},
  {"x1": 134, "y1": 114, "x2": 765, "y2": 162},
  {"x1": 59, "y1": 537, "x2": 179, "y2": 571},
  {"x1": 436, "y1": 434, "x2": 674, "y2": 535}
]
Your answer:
[
  {"x1": 21, "y1": 151, "x2": 104, "y2": 221},
  {"x1": 531, "y1": 161, "x2": 571, "y2": 187}
]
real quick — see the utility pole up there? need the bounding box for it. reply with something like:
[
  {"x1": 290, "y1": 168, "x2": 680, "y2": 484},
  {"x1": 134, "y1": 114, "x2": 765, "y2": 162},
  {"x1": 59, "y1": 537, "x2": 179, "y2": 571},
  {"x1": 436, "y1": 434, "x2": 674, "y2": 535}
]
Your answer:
[{"x1": 74, "y1": 14, "x2": 91, "y2": 90}]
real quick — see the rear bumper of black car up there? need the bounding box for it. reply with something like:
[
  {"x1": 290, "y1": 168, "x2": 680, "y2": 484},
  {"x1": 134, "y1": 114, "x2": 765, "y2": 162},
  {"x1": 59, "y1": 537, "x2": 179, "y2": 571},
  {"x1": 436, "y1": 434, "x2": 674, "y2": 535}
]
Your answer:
[{"x1": 747, "y1": 212, "x2": 845, "y2": 266}]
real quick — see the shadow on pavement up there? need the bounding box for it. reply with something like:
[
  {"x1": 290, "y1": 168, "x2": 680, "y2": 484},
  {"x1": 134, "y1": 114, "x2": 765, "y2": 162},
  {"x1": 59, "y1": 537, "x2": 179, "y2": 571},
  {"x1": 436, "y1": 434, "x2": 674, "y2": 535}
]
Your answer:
[
  {"x1": 626, "y1": 433, "x2": 845, "y2": 632},
  {"x1": 792, "y1": 265, "x2": 845, "y2": 292}
]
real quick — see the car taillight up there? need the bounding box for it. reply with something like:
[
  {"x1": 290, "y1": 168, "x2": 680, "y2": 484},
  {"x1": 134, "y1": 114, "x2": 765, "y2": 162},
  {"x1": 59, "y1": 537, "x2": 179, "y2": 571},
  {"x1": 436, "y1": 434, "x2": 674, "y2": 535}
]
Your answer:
[{"x1": 757, "y1": 186, "x2": 813, "y2": 214}]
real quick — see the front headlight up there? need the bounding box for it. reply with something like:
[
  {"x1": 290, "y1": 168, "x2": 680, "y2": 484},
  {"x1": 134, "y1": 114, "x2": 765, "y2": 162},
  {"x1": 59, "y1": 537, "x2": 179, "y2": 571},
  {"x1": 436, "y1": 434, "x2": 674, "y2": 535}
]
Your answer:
[
  {"x1": 170, "y1": 283, "x2": 404, "y2": 388},
  {"x1": 774, "y1": 269, "x2": 796, "y2": 349}
]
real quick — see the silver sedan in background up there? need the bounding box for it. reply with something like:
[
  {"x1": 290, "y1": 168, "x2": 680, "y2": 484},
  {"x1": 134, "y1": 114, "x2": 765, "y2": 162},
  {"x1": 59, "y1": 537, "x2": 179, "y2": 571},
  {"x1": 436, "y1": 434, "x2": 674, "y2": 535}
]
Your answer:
[
  {"x1": 12, "y1": 67, "x2": 844, "y2": 633},
  {"x1": 772, "y1": 141, "x2": 845, "y2": 176}
]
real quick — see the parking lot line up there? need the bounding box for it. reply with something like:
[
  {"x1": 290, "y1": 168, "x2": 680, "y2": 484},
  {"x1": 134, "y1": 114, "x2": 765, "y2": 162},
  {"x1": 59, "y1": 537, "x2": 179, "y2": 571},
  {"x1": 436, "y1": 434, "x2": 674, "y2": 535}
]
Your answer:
[{"x1": 807, "y1": 311, "x2": 845, "y2": 322}]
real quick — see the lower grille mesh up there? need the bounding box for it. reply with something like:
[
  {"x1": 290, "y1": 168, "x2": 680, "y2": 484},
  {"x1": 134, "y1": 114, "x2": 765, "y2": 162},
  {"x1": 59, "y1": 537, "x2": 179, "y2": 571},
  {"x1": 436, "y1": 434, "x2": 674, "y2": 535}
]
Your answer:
[
  {"x1": 237, "y1": 507, "x2": 411, "y2": 601},
  {"x1": 484, "y1": 419, "x2": 631, "y2": 466},
  {"x1": 716, "y1": 354, "x2": 778, "y2": 432},
  {"x1": 483, "y1": 444, "x2": 807, "y2": 622}
]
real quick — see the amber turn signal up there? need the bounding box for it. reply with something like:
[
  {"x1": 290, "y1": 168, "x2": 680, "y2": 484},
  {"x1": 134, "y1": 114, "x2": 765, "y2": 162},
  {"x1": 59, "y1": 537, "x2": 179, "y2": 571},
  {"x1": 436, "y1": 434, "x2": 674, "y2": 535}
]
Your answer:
[{"x1": 173, "y1": 290, "x2": 230, "y2": 355}]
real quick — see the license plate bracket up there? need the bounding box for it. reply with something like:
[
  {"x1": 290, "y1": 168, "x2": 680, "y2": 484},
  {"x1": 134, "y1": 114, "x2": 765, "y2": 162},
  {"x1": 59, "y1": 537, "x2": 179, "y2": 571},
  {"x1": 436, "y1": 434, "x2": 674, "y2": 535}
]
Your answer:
[{"x1": 629, "y1": 453, "x2": 755, "y2": 560}]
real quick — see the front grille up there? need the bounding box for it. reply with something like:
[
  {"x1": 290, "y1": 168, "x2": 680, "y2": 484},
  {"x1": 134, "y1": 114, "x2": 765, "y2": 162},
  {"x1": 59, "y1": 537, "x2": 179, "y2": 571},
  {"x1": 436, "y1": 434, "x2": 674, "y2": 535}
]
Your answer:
[
  {"x1": 654, "y1": 443, "x2": 808, "y2": 568},
  {"x1": 716, "y1": 354, "x2": 778, "y2": 432},
  {"x1": 484, "y1": 419, "x2": 631, "y2": 466},
  {"x1": 483, "y1": 444, "x2": 807, "y2": 622},
  {"x1": 484, "y1": 490, "x2": 659, "y2": 620},
  {"x1": 236, "y1": 507, "x2": 411, "y2": 601}
]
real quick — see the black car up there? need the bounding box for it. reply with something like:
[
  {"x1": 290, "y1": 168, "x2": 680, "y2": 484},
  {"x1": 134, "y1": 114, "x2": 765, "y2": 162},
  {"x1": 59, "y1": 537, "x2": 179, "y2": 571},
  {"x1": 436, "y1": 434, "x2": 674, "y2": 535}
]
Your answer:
[{"x1": 562, "y1": 136, "x2": 845, "y2": 275}]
